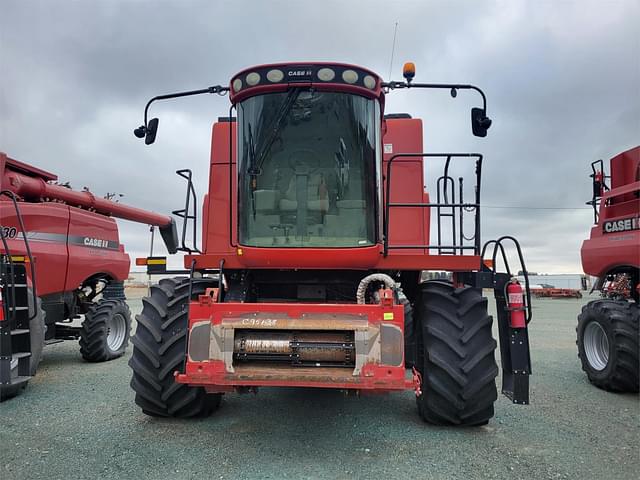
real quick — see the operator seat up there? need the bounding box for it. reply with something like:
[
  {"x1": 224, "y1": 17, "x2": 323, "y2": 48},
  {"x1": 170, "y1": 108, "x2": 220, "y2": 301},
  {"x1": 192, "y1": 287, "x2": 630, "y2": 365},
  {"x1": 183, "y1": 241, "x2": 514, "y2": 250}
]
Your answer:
[
  {"x1": 277, "y1": 150, "x2": 331, "y2": 213},
  {"x1": 279, "y1": 172, "x2": 329, "y2": 212},
  {"x1": 323, "y1": 164, "x2": 367, "y2": 238}
]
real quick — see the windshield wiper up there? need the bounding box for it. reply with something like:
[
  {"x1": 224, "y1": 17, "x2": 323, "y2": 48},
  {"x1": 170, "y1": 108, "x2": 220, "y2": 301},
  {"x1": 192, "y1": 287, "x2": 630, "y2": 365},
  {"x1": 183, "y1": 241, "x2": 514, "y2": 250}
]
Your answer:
[
  {"x1": 250, "y1": 88, "x2": 302, "y2": 174},
  {"x1": 247, "y1": 124, "x2": 258, "y2": 217},
  {"x1": 246, "y1": 88, "x2": 302, "y2": 218},
  {"x1": 247, "y1": 123, "x2": 256, "y2": 172}
]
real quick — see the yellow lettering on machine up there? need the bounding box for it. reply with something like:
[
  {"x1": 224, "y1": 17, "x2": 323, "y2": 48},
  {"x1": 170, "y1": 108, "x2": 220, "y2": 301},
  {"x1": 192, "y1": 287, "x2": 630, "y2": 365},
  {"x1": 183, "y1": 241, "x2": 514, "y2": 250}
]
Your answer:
[{"x1": 383, "y1": 312, "x2": 394, "y2": 320}]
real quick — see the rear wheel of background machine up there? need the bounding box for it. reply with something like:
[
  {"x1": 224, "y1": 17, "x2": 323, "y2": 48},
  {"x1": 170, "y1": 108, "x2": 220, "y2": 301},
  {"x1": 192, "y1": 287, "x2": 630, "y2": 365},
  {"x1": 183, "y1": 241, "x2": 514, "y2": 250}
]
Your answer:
[
  {"x1": 129, "y1": 277, "x2": 222, "y2": 417},
  {"x1": 80, "y1": 298, "x2": 131, "y2": 362},
  {"x1": 0, "y1": 294, "x2": 45, "y2": 402},
  {"x1": 577, "y1": 299, "x2": 639, "y2": 392},
  {"x1": 415, "y1": 280, "x2": 498, "y2": 426}
]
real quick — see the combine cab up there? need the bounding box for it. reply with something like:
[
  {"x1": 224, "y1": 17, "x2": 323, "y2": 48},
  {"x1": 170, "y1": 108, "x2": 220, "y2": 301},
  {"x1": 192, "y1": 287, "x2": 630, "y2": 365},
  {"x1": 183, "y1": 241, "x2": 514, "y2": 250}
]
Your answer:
[
  {"x1": 129, "y1": 62, "x2": 532, "y2": 425},
  {"x1": 0, "y1": 153, "x2": 178, "y2": 400},
  {"x1": 577, "y1": 146, "x2": 640, "y2": 392}
]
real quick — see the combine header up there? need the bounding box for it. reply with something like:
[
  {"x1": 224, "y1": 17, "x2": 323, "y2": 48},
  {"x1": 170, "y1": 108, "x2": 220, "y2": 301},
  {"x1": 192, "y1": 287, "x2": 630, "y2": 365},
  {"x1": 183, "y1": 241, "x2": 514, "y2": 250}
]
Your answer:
[
  {"x1": 129, "y1": 62, "x2": 533, "y2": 425},
  {"x1": 577, "y1": 146, "x2": 639, "y2": 392},
  {"x1": 0, "y1": 152, "x2": 178, "y2": 400}
]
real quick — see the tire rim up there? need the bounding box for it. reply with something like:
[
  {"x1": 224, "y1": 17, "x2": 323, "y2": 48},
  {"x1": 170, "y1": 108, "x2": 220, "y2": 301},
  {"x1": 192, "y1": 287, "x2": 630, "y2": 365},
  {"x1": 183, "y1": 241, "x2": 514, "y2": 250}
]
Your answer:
[
  {"x1": 584, "y1": 321, "x2": 609, "y2": 371},
  {"x1": 106, "y1": 313, "x2": 127, "y2": 351}
]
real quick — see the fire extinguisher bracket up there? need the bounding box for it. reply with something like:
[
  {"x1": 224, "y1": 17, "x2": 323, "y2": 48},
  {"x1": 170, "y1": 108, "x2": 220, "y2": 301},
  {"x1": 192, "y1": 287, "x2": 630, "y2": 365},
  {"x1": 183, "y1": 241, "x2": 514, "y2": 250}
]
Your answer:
[{"x1": 494, "y1": 273, "x2": 532, "y2": 405}]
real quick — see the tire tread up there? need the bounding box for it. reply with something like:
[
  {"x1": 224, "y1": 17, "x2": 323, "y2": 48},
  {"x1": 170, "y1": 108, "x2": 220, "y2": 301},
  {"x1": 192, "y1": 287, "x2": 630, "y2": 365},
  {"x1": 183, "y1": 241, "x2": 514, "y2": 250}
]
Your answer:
[
  {"x1": 577, "y1": 299, "x2": 639, "y2": 392},
  {"x1": 416, "y1": 281, "x2": 498, "y2": 425},
  {"x1": 79, "y1": 298, "x2": 131, "y2": 362},
  {"x1": 129, "y1": 277, "x2": 222, "y2": 418}
]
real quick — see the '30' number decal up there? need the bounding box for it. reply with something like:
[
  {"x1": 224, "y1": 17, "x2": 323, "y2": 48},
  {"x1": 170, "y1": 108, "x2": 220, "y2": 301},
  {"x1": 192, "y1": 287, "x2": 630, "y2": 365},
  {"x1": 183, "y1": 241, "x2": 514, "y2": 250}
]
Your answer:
[{"x1": 1, "y1": 226, "x2": 18, "y2": 239}]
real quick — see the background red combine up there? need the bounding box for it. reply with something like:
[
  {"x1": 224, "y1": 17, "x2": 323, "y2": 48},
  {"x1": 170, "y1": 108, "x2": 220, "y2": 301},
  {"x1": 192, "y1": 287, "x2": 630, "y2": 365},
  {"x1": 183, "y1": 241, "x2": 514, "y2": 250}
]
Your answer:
[
  {"x1": 577, "y1": 146, "x2": 639, "y2": 392},
  {"x1": 128, "y1": 62, "x2": 533, "y2": 426},
  {"x1": 0, "y1": 152, "x2": 178, "y2": 400}
]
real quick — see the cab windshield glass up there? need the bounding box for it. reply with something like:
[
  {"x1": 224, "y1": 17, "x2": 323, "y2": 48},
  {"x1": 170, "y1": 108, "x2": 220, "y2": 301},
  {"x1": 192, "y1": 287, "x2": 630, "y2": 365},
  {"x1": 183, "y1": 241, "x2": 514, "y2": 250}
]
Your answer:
[{"x1": 237, "y1": 89, "x2": 378, "y2": 248}]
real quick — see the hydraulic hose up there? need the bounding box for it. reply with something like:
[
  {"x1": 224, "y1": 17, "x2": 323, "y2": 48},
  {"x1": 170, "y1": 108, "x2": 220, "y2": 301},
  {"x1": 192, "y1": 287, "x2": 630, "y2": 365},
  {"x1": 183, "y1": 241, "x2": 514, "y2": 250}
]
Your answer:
[{"x1": 356, "y1": 273, "x2": 397, "y2": 304}]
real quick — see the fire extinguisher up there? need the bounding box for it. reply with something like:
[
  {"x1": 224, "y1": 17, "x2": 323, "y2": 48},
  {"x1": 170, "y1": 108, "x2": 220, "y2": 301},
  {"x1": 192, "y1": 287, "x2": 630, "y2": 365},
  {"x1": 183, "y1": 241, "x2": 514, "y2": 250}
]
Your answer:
[
  {"x1": 0, "y1": 293, "x2": 4, "y2": 322},
  {"x1": 506, "y1": 278, "x2": 526, "y2": 328},
  {"x1": 593, "y1": 170, "x2": 604, "y2": 198}
]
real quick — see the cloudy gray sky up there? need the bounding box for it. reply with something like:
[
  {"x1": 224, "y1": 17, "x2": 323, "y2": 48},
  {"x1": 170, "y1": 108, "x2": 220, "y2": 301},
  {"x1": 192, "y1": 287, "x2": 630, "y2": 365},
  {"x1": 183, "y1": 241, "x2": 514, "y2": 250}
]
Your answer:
[{"x1": 1, "y1": 0, "x2": 638, "y2": 274}]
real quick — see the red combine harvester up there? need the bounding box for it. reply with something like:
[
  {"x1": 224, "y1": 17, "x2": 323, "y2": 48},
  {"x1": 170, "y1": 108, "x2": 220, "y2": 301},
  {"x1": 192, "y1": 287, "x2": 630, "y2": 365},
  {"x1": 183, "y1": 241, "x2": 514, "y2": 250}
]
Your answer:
[
  {"x1": 0, "y1": 152, "x2": 179, "y2": 400},
  {"x1": 130, "y1": 62, "x2": 532, "y2": 425},
  {"x1": 577, "y1": 146, "x2": 639, "y2": 392}
]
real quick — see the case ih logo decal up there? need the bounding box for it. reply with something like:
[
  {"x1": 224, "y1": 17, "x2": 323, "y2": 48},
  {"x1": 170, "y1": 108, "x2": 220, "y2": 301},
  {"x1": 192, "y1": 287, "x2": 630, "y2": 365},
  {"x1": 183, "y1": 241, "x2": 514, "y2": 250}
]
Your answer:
[
  {"x1": 73, "y1": 236, "x2": 118, "y2": 250},
  {"x1": 287, "y1": 69, "x2": 312, "y2": 77},
  {"x1": 83, "y1": 237, "x2": 111, "y2": 248},
  {"x1": 285, "y1": 68, "x2": 313, "y2": 81},
  {"x1": 3, "y1": 229, "x2": 119, "y2": 250},
  {"x1": 603, "y1": 216, "x2": 640, "y2": 234}
]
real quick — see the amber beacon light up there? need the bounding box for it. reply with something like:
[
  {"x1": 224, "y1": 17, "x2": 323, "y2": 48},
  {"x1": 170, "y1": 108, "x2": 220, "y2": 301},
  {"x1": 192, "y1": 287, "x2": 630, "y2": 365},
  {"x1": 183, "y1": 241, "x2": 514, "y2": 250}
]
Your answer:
[{"x1": 402, "y1": 62, "x2": 416, "y2": 83}]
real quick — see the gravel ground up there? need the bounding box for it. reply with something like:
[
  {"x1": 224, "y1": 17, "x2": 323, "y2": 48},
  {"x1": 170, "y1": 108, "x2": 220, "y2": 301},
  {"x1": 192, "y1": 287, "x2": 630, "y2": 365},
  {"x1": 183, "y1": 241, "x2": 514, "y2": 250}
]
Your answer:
[{"x1": 1, "y1": 290, "x2": 638, "y2": 480}]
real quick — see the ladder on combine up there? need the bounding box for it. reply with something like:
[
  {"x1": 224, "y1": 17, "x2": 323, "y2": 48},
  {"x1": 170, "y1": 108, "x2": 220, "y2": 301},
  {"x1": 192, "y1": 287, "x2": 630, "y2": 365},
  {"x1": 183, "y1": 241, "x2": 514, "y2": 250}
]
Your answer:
[
  {"x1": 0, "y1": 258, "x2": 33, "y2": 396},
  {"x1": 0, "y1": 190, "x2": 38, "y2": 400}
]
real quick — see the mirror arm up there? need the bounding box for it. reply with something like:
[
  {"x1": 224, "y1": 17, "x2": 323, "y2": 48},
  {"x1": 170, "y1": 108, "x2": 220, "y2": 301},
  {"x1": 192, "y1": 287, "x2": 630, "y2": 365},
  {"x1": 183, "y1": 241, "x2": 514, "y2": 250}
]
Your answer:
[
  {"x1": 136, "y1": 85, "x2": 230, "y2": 136},
  {"x1": 382, "y1": 81, "x2": 488, "y2": 112}
]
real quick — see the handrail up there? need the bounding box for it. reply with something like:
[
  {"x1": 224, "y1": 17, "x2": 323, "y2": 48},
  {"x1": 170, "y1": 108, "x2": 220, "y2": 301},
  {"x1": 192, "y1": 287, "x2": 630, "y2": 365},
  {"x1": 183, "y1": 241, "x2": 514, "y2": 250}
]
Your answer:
[
  {"x1": 0, "y1": 190, "x2": 38, "y2": 321},
  {"x1": 383, "y1": 153, "x2": 483, "y2": 257},
  {"x1": 481, "y1": 236, "x2": 532, "y2": 324},
  {"x1": 172, "y1": 169, "x2": 201, "y2": 254}
]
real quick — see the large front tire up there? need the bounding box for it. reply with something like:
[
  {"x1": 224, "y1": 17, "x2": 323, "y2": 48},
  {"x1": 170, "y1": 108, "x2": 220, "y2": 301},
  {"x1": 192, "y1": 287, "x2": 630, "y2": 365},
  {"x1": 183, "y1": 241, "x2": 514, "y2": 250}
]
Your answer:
[
  {"x1": 129, "y1": 277, "x2": 222, "y2": 417},
  {"x1": 577, "y1": 299, "x2": 639, "y2": 392},
  {"x1": 415, "y1": 281, "x2": 498, "y2": 426}
]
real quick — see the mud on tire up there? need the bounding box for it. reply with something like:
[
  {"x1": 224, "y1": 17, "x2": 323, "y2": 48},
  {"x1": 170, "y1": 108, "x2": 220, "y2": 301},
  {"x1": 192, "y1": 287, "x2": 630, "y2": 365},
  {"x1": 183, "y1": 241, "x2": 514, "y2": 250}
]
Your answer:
[
  {"x1": 80, "y1": 298, "x2": 131, "y2": 362},
  {"x1": 129, "y1": 277, "x2": 222, "y2": 417},
  {"x1": 577, "y1": 299, "x2": 639, "y2": 392},
  {"x1": 415, "y1": 280, "x2": 498, "y2": 426}
]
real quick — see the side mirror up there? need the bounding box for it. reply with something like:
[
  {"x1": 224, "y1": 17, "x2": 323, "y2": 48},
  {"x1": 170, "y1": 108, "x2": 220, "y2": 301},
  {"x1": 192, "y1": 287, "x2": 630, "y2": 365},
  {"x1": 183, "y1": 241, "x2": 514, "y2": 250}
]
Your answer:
[
  {"x1": 145, "y1": 118, "x2": 159, "y2": 145},
  {"x1": 471, "y1": 107, "x2": 492, "y2": 137},
  {"x1": 133, "y1": 118, "x2": 160, "y2": 144}
]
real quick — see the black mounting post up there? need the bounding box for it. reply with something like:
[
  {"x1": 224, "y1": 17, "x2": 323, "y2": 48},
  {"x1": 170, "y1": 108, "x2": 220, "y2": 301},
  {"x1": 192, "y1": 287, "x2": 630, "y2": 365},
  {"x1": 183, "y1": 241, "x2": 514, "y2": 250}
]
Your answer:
[{"x1": 483, "y1": 236, "x2": 532, "y2": 405}]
